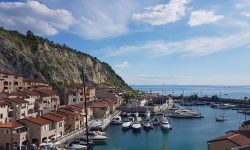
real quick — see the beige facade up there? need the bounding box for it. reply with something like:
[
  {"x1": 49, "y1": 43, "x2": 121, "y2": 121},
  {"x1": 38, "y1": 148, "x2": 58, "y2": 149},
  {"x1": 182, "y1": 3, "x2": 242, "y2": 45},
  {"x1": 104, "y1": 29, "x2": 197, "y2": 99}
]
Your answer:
[
  {"x1": 0, "y1": 122, "x2": 27, "y2": 150},
  {"x1": 0, "y1": 101, "x2": 10, "y2": 123},
  {"x1": 208, "y1": 139, "x2": 238, "y2": 150},
  {"x1": 4, "y1": 98, "x2": 29, "y2": 121},
  {"x1": 34, "y1": 89, "x2": 60, "y2": 115},
  {"x1": 19, "y1": 117, "x2": 57, "y2": 144},
  {"x1": 0, "y1": 71, "x2": 23, "y2": 93}
]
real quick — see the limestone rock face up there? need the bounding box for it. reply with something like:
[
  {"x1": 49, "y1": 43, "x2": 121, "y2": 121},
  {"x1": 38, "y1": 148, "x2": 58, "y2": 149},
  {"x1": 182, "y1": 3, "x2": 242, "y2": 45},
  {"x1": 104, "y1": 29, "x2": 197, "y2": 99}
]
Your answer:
[{"x1": 0, "y1": 28, "x2": 129, "y2": 89}]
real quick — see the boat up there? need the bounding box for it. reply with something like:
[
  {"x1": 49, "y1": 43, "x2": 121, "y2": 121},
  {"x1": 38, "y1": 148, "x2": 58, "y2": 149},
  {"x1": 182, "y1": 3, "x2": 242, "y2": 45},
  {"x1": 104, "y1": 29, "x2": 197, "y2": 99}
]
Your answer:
[
  {"x1": 145, "y1": 110, "x2": 151, "y2": 120},
  {"x1": 111, "y1": 116, "x2": 122, "y2": 125},
  {"x1": 215, "y1": 115, "x2": 227, "y2": 121},
  {"x1": 122, "y1": 119, "x2": 132, "y2": 130},
  {"x1": 121, "y1": 111, "x2": 127, "y2": 117},
  {"x1": 153, "y1": 117, "x2": 160, "y2": 125},
  {"x1": 64, "y1": 141, "x2": 87, "y2": 150},
  {"x1": 39, "y1": 143, "x2": 56, "y2": 150},
  {"x1": 142, "y1": 120, "x2": 153, "y2": 130},
  {"x1": 93, "y1": 130, "x2": 106, "y2": 136},
  {"x1": 132, "y1": 121, "x2": 141, "y2": 131},
  {"x1": 82, "y1": 132, "x2": 108, "y2": 141},
  {"x1": 160, "y1": 116, "x2": 171, "y2": 130}
]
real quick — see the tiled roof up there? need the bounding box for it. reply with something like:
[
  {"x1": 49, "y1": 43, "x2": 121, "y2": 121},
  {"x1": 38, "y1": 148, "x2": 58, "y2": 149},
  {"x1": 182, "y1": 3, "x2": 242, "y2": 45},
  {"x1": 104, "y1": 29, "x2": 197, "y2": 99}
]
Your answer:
[
  {"x1": 67, "y1": 105, "x2": 83, "y2": 112},
  {"x1": 0, "y1": 100, "x2": 9, "y2": 106},
  {"x1": 208, "y1": 131, "x2": 250, "y2": 146},
  {"x1": 57, "y1": 108, "x2": 78, "y2": 116},
  {"x1": 89, "y1": 100, "x2": 110, "y2": 108},
  {"x1": 20, "y1": 90, "x2": 40, "y2": 96},
  {"x1": 49, "y1": 111, "x2": 67, "y2": 118},
  {"x1": 22, "y1": 117, "x2": 51, "y2": 125},
  {"x1": 42, "y1": 114, "x2": 63, "y2": 122},
  {"x1": 0, "y1": 121, "x2": 24, "y2": 128},
  {"x1": 35, "y1": 89, "x2": 57, "y2": 96},
  {"x1": 8, "y1": 91, "x2": 26, "y2": 97},
  {"x1": 0, "y1": 69, "x2": 20, "y2": 76},
  {"x1": 23, "y1": 78, "x2": 47, "y2": 83},
  {"x1": 5, "y1": 97, "x2": 29, "y2": 104}
]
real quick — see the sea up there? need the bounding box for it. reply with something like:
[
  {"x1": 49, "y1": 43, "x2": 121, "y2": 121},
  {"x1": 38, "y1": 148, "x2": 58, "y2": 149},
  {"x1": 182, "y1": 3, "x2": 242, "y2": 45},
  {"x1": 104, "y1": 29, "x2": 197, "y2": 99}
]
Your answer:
[{"x1": 93, "y1": 85, "x2": 250, "y2": 150}]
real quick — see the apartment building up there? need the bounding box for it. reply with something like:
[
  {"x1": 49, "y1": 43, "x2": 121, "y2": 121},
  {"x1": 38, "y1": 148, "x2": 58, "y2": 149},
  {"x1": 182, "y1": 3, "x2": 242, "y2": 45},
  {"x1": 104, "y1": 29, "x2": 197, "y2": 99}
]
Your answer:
[
  {"x1": 41, "y1": 114, "x2": 64, "y2": 138},
  {"x1": 19, "y1": 117, "x2": 57, "y2": 144},
  {"x1": 89, "y1": 100, "x2": 111, "y2": 119},
  {"x1": 34, "y1": 89, "x2": 60, "y2": 115},
  {"x1": 0, "y1": 70, "x2": 23, "y2": 93},
  {"x1": 4, "y1": 98, "x2": 29, "y2": 121},
  {"x1": 0, "y1": 121, "x2": 27, "y2": 150},
  {"x1": 22, "y1": 78, "x2": 49, "y2": 90},
  {"x1": 0, "y1": 100, "x2": 10, "y2": 123}
]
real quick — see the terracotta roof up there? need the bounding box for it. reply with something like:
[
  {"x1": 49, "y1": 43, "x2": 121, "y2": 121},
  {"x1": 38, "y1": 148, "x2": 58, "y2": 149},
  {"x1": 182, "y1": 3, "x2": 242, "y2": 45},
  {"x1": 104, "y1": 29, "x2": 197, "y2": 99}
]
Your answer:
[
  {"x1": 5, "y1": 97, "x2": 29, "y2": 104},
  {"x1": 0, "y1": 121, "x2": 24, "y2": 128},
  {"x1": 67, "y1": 105, "x2": 83, "y2": 112},
  {"x1": 23, "y1": 78, "x2": 47, "y2": 83},
  {"x1": 20, "y1": 90, "x2": 40, "y2": 96},
  {"x1": 35, "y1": 89, "x2": 57, "y2": 96},
  {"x1": 42, "y1": 114, "x2": 63, "y2": 122},
  {"x1": 57, "y1": 108, "x2": 78, "y2": 116},
  {"x1": 22, "y1": 117, "x2": 51, "y2": 125},
  {"x1": 0, "y1": 69, "x2": 19, "y2": 76},
  {"x1": 208, "y1": 131, "x2": 250, "y2": 146},
  {"x1": 7, "y1": 91, "x2": 26, "y2": 97},
  {"x1": 49, "y1": 111, "x2": 67, "y2": 118},
  {"x1": 0, "y1": 100, "x2": 9, "y2": 106},
  {"x1": 229, "y1": 134, "x2": 250, "y2": 146},
  {"x1": 89, "y1": 100, "x2": 110, "y2": 108},
  {"x1": 73, "y1": 103, "x2": 84, "y2": 109}
]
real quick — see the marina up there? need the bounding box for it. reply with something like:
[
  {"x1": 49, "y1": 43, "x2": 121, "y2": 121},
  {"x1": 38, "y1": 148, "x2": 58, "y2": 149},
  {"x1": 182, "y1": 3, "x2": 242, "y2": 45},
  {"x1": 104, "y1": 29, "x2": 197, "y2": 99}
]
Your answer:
[{"x1": 93, "y1": 105, "x2": 250, "y2": 150}]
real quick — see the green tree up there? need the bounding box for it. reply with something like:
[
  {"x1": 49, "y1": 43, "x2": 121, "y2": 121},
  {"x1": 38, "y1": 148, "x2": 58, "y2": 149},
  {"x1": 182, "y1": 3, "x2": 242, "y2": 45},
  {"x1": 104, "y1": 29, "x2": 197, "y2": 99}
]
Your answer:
[{"x1": 26, "y1": 30, "x2": 39, "y2": 53}]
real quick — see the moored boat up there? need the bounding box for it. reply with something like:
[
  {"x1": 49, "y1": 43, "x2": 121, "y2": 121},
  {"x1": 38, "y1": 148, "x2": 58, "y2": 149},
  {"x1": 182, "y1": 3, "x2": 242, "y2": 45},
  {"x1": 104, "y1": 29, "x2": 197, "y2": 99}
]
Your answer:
[
  {"x1": 132, "y1": 121, "x2": 141, "y2": 131},
  {"x1": 160, "y1": 116, "x2": 171, "y2": 130},
  {"x1": 111, "y1": 116, "x2": 123, "y2": 125}
]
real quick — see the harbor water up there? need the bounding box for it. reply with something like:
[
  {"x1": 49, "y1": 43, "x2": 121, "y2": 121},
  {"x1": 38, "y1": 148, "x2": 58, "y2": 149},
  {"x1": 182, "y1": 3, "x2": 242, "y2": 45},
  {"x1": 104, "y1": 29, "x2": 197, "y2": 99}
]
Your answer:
[{"x1": 94, "y1": 106, "x2": 250, "y2": 150}]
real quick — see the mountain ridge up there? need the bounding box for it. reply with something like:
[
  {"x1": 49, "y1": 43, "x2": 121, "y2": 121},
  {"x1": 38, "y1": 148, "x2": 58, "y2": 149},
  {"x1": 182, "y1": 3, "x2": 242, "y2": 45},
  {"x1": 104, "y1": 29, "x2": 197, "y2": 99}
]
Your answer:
[{"x1": 0, "y1": 27, "x2": 131, "y2": 91}]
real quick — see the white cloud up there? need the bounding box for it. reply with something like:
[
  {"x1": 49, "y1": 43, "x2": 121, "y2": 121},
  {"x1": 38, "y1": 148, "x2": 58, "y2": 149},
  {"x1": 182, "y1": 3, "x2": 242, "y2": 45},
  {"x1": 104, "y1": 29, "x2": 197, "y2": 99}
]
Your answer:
[
  {"x1": 235, "y1": 0, "x2": 250, "y2": 9},
  {"x1": 188, "y1": 10, "x2": 223, "y2": 26},
  {"x1": 0, "y1": 1, "x2": 73, "y2": 36},
  {"x1": 103, "y1": 32, "x2": 250, "y2": 57},
  {"x1": 132, "y1": 0, "x2": 189, "y2": 26},
  {"x1": 241, "y1": 12, "x2": 250, "y2": 17},
  {"x1": 115, "y1": 61, "x2": 129, "y2": 69}
]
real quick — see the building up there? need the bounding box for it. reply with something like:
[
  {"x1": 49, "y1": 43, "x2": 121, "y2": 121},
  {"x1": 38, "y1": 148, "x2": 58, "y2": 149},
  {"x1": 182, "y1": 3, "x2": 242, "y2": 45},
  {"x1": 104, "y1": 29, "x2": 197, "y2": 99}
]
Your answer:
[
  {"x1": 0, "y1": 70, "x2": 23, "y2": 93},
  {"x1": 41, "y1": 114, "x2": 64, "y2": 138},
  {"x1": 89, "y1": 100, "x2": 111, "y2": 119},
  {"x1": 34, "y1": 89, "x2": 60, "y2": 115},
  {"x1": 22, "y1": 78, "x2": 49, "y2": 90},
  {"x1": 0, "y1": 100, "x2": 10, "y2": 123},
  {"x1": 19, "y1": 117, "x2": 57, "y2": 144},
  {"x1": 0, "y1": 121, "x2": 27, "y2": 150},
  {"x1": 4, "y1": 98, "x2": 29, "y2": 121},
  {"x1": 207, "y1": 130, "x2": 250, "y2": 150}
]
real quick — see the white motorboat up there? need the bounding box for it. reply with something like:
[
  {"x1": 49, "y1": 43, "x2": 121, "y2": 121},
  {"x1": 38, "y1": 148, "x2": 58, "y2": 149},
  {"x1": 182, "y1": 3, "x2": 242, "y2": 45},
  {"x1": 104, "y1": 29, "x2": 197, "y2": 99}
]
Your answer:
[
  {"x1": 216, "y1": 115, "x2": 227, "y2": 121},
  {"x1": 111, "y1": 116, "x2": 123, "y2": 125},
  {"x1": 39, "y1": 143, "x2": 56, "y2": 150},
  {"x1": 132, "y1": 121, "x2": 141, "y2": 131},
  {"x1": 82, "y1": 132, "x2": 108, "y2": 141},
  {"x1": 122, "y1": 121, "x2": 132, "y2": 130},
  {"x1": 160, "y1": 116, "x2": 171, "y2": 130},
  {"x1": 153, "y1": 117, "x2": 160, "y2": 125},
  {"x1": 64, "y1": 141, "x2": 87, "y2": 150},
  {"x1": 145, "y1": 110, "x2": 151, "y2": 120},
  {"x1": 93, "y1": 130, "x2": 106, "y2": 136},
  {"x1": 142, "y1": 120, "x2": 153, "y2": 130}
]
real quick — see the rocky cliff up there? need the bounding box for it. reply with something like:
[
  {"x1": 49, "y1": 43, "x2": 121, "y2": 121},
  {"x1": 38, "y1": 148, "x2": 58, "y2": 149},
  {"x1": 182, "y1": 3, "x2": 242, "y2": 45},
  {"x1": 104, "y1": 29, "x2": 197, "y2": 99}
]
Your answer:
[{"x1": 0, "y1": 28, "x2": 130, "y2": 90}]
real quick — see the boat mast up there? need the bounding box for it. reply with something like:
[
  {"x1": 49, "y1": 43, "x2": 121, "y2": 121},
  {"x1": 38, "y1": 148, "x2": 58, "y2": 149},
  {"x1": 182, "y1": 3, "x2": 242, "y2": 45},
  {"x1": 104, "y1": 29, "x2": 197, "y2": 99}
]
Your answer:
[{"x1": 82, "y1": 68, "x2": 90, "y2": 150}]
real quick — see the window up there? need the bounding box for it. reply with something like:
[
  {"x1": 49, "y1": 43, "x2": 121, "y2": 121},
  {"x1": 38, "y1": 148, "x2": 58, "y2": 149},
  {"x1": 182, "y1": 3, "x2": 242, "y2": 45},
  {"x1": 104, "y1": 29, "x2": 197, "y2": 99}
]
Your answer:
[
  {"x1": 5, "y1": 130, "x2": 9, "y2": 134},
  {"x1": 44, "y1": 126, "x2": 47, "y2": 130},
  {"x1": 0, "y1": 114, "x2": 3, "y2": 119}
]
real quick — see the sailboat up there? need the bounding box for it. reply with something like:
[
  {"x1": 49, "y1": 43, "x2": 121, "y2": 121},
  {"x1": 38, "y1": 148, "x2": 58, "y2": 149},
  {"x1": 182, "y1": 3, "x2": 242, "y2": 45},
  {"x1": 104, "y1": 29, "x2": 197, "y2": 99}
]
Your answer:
[{"x1": 215, "y1": 115, "x2": 227, "y2": 121}]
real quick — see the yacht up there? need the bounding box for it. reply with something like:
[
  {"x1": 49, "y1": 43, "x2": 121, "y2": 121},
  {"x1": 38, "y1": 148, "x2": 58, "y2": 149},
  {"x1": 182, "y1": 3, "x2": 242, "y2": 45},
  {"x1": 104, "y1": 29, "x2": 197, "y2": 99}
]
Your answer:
[
  {"x1": 93, "y1": 130, "x2": 106, "y2": 136},
  {"x1": 111, "y1": 116, "x2": 122, "y2": 125},
  {"x1": 160, "y1": 116, "x2": 171, "y2": 130},
  {"x1": 64, "y1": 141, "x2": 87, "y2": 150},
  {"x1": 82, "y1": 132, "x2": 108, "y2": 141},
  {"x1": 122, "y1": 120, "x2": 132, "y2": 130},
  {"x1": 132, "y1": 121, "x2": 141, "y2": 131},
  {"x1": 153, "y1": 117, "x2": 160, "y2": 125},
  {"x1": 142, "y1": 120, "x2": 153, "y2": 130},
  {"x1": 216, "y1": 115, "x2": 227, "y2": 121},
  {"x1": 145, "y1": 110, "x2": 151, "y2": 120}
]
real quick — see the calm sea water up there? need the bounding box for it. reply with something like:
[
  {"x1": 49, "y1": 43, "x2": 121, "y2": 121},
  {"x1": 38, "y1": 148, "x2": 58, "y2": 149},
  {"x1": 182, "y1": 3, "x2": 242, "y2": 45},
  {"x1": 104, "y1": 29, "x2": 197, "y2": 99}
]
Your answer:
[
  {"x1": 94, "y1": 106, "x2": 250, "y2": 150},
  {"x1": 131, "y1": 85, "x2": 250, "y2": 99}
]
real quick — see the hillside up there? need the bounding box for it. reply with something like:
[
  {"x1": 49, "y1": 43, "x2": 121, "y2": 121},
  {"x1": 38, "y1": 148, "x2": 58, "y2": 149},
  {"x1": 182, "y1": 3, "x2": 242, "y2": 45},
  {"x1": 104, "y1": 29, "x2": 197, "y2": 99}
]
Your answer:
[{"x1": 0, "y1": 27, "x2": 131, "y2": 90}]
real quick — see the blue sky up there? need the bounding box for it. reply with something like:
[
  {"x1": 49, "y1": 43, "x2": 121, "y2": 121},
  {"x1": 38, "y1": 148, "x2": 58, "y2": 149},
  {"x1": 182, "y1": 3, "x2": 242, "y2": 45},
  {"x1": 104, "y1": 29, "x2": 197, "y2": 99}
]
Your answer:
[{"x1": 1, "y1": 0, "x2": 250, "y2": 85}]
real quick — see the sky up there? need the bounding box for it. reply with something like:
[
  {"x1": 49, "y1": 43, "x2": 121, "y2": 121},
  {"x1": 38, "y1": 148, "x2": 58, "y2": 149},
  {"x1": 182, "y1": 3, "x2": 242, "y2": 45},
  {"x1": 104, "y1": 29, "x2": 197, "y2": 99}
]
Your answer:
[{"x1": 0, "y1": 0, "x2": 250, "y2": 85}]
